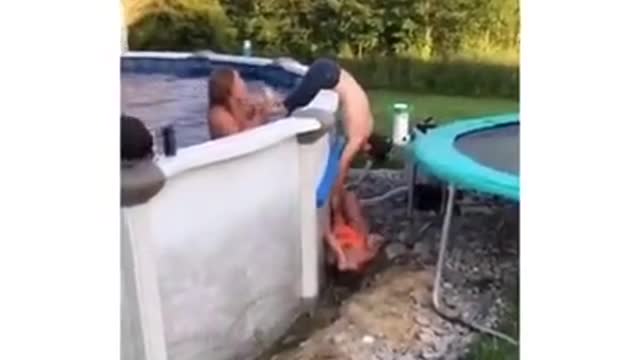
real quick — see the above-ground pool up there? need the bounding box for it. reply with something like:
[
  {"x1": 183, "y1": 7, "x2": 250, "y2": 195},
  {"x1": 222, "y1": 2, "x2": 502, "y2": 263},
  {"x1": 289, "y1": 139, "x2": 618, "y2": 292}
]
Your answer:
[{"x1": 121, "y1": 52, "x2": 341, "y2": 360}]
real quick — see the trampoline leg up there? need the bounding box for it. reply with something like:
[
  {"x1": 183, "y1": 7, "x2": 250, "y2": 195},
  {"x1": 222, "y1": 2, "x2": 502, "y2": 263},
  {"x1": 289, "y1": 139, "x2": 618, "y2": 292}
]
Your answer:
[
  {"x1": 407, "y1": 162, "x2": 417, "y2": 218},
  {"x1": 430, "y1": 184, "x2": 520, "y2": 346},
  {"x1": 433, "y1": 184, "x2": 456, "y2": 310},
  {"x1": 406, "y1": 162, "x2": 417, "y2": 242},
  {"x1": 439, "y1": 183, "x2": 448, "y2": 215}
]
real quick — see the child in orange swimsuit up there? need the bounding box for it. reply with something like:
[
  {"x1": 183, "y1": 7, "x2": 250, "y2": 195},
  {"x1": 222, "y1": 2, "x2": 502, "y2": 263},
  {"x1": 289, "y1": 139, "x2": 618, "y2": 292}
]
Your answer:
[{"x1": 326, "y1": 190, "x2": 385, "y2": 272}]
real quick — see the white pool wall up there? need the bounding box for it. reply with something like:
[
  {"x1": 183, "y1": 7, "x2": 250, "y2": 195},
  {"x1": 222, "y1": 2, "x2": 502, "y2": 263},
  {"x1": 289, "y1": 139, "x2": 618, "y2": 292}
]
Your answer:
[{"x1": 121, "y1": 52, "x2": 339, "y2": 360}]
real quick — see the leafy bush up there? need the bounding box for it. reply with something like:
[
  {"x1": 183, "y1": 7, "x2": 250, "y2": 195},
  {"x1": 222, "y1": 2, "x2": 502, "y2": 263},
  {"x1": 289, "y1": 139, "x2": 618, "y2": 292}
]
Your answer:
[
  {"x1": 125, "y1": 0, "x2": 519, "y2": 59},
  {"x1": 219, "y1": 0, "x2": 519, "y2": 61},
  {"x1": 127, "y1": 0, "x2": 236, "y2": 52},
  {"x1": 122, "y1": 0, "x2": 520, "y2": 98}
]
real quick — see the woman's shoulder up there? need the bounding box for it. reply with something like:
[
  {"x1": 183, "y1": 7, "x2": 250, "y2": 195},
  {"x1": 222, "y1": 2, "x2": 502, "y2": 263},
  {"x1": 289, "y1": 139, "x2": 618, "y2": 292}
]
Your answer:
[
  {"x1": 208, "y1": 106, "x2": 231, "y2": 129},
  {"x1": 208, "y1": 105, "x2": 241, "y2": 137},
  {"x1": 209, "y1": 105, "x2": 225, "y2": 115},
  {"x1": 209, "y1": 105, "x2": 230, "y2": 121}
]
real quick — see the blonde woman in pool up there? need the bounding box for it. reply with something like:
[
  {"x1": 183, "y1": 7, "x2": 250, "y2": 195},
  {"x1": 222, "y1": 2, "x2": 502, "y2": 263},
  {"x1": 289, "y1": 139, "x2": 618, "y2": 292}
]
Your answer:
[{"x1": 208, "y1": 67, "x2": 285, "y2": 138}]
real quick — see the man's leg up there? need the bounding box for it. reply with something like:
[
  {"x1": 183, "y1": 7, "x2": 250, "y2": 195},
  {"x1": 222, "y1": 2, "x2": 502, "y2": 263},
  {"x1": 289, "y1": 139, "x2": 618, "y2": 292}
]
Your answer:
[{"x1": 283, "y1": 58, "x2": 341, "y2": 115}]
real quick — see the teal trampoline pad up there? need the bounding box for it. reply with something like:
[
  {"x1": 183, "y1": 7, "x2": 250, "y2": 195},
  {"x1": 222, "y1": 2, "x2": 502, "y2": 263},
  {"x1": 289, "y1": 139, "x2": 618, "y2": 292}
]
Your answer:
[{"x1": 411, "y1": 113, "x2": 519, "y2": 201}]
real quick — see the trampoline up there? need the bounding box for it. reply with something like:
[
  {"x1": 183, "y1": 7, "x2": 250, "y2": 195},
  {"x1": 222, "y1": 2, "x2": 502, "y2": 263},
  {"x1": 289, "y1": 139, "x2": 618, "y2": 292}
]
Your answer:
[{"x1": 408, "y1": 113, "x2": 519, "y2": 343}]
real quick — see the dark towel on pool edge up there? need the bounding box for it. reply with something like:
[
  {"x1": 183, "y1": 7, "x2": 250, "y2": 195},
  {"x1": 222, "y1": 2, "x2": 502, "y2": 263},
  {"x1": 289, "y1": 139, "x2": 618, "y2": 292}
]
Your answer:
[{"x1": 121, "y1": 114, "x2": 153, "y2": 161}]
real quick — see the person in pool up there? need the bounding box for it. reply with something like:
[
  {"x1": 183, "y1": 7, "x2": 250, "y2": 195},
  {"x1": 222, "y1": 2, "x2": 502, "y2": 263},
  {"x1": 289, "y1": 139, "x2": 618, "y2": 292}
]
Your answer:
[
  {"x1": 207, "y1": 67, "x2": 281, "y2": 138},
  {"x1": 208, "y1": 59, "x2": 391, "y2": 271}
]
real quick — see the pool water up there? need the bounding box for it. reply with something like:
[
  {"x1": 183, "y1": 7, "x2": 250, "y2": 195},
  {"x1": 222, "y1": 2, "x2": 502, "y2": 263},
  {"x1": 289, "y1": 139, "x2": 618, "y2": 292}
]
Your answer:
[{"x1": 121, "y1": 73, "x2": 291, "y2": 149}]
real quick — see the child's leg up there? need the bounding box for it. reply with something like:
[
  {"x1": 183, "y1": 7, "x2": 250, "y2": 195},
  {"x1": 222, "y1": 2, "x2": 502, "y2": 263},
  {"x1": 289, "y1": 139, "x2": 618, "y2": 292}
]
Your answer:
[
  {"x1": 341, "y1": 191, "x2": 384, "y2": 266},
  {"x1": 325, "y1": 212, "x2": 350, "y2": 270},
  {"x1": 282, "y1": 58, "x2": 341, "y2": 115},
  {"x1": 342, "y1": 190, "x2": 369, "y2": 236},
  {"x1": 325, "y1": 232, "x2": 347, "y2": 270}
]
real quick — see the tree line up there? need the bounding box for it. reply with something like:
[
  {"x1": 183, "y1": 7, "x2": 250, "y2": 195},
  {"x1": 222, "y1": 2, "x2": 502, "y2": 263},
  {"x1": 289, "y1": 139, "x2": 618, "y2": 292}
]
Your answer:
[
  {"x1": 126, "y1": 0, "x2": 519, "y2": 62},
  {"x1": 123, "y1": 0, "x2": 519, "y2": 98}
]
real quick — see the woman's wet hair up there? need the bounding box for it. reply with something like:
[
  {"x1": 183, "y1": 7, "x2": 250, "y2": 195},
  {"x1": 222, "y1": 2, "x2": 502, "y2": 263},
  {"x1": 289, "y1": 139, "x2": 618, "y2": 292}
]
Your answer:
[
  {"x1": 121, "y1": 114, "x2": 153, "y2": 161},
  {"x1": 366, "y1": 132, "x2": 392, "y2": 163},
  {"x1": 208, "y1": 67, "x2": 237, "y2": 109}
]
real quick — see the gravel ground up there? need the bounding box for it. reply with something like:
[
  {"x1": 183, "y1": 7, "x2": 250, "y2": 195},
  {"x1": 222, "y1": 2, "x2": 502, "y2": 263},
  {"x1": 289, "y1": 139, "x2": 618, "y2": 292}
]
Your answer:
[{"x1": 263, "y1": 169, "x2": 519, "y2": 360}]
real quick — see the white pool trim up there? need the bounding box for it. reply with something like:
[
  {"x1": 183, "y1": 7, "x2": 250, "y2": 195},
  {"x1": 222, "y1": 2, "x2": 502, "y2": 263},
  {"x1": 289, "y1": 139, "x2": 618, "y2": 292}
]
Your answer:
[{"x1": 157, "y1": 118, "x2": 320, "y2": 178}]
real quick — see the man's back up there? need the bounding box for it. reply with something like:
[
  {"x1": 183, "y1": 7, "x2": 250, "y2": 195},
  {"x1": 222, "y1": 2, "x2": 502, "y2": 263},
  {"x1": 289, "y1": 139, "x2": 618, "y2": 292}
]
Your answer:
[{"x1": 334, "y1": 70, "x2": 373, "y2": 143}]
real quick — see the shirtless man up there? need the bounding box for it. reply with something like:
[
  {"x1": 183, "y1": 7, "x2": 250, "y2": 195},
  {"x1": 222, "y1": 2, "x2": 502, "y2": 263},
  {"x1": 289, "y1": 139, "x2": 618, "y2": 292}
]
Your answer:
[
  {"x1": 281, "y1": 58, "x2": 382, "y2": 271},
  {"x1": 281, "y1": 59, "x2": 374, "y2": 205}
]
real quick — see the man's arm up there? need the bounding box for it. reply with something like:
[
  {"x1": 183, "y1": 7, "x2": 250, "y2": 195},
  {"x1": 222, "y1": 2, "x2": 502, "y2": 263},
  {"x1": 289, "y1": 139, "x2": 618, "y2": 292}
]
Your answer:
[
  {"x1": 209, "y1": 108, "x2": 241, "y2": 138},
  {"x1": 331, "y1": 137, "x2": 364, "y2": 214}
]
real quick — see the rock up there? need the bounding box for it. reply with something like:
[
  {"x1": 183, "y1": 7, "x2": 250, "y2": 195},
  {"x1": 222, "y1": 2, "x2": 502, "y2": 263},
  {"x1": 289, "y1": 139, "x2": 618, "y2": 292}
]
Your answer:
[
  {"x1": 362, "y1": 335, "x2": 375, "y2": 344},
  {"x1": 331, "y1": 332, "x2": 348, "y2": 344},
  {"x1": 385, "y1": 242, "x2": 408, "y2": 260},
  {"x1": 417, "y1": 330, "x2": 433, "y2": 342},
  {"x1": 461, "y1": 205, "x2": 494, "y2": 216},
  {"x1": 432, "y1": 325, "x2": 446, "y2": 337},
  {"x1": 396, "y1": 230, "x2": 409, "y2": 244},
  {"x1": 443, "y1": 268, "x2": 467, "y2": 287},
  {"x1": 414, "y1": 314, "x2": 430, "y2": 327},
  {"x1": 281, "y1": 334, "x2": 298, "y2": 346},
  {"x1": 375, "y1": 351, "x2": 394, "y2": 360},
  {"x1": 397, "y1": 354, "x2": 416, "y2": 360},
  {"x1": 420, "y1": 338, "x2": 448, "y2": 360},
  {"x1": 412, "y1": 241, "x2": 434, "y2": 262}
]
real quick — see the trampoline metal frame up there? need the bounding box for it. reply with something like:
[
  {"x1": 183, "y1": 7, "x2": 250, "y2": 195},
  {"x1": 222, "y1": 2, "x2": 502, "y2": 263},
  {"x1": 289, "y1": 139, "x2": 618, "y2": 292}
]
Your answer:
[
  {"x1": 406, "y1": 166, "x2": 454, "y2": 311},
  {"x1": 407, "y1": 114, "x2": 519, "y2": 315},
  {"x1": 432, "y1": 183, "x2": 457, "y2": 312},
  {"x1": 407, "y1": 115, "x2": 519, "y2": 346},
  {"x1": 408, "y1": 170, "x2": 519, "y2": 345}
]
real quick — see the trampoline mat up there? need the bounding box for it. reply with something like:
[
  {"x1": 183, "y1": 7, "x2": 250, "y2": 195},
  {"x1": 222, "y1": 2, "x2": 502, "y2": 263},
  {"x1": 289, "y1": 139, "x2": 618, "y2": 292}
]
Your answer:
[{"x1": 454, "y1": 123, "x2": 519, "y2": 176}]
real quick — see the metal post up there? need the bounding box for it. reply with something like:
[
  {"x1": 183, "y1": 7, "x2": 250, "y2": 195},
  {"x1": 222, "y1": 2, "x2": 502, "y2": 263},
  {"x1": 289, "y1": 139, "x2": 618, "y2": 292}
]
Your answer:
[
  {"x1": 433, "y1": 184, "x2": 456, "y2": 310},
  {"x1": 439, "y1": 182, "x2": 447, "y2": 215},
  {"x1": 407, "y1": 162, "x2": 418, "y2": 243},
  {"x1": 407, "y1": 162, "x2": 417, "y2": 218},
  {"x1": 430, "y1": 184, "x2": 519, "y2": 346}
]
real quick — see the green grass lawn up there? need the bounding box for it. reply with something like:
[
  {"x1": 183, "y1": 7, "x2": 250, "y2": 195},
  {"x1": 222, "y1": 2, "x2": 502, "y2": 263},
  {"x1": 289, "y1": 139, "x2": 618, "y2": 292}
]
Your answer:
[{"x1": 367, "y1": 90, "x2": 519, "y2": 135}]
